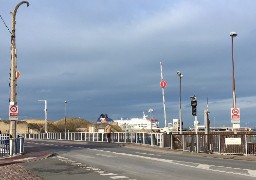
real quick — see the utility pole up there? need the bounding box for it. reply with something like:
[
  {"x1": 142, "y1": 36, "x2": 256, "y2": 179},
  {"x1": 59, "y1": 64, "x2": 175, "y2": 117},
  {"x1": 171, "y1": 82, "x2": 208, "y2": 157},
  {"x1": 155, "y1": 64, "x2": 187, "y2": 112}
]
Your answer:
[
  {"x1": 9, "y1": 1, "x2": 29, "y2": 138},
  {"x1": 38, "y1": 100, "x2": 48, "y2": 133}
]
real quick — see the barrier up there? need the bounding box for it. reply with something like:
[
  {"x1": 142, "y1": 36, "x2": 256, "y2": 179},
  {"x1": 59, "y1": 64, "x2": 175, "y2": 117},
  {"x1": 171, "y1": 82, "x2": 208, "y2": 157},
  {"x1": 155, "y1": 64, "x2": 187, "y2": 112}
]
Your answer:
[
  {"x1": 23, "y1": 131, "x2": 256, "y2": 155},
  {"x1": 0, "y1": 135, "x2": 25, "y2": 157},
  {"x1": 24, "y1": 132, "x2": 163, "y2": 147}
]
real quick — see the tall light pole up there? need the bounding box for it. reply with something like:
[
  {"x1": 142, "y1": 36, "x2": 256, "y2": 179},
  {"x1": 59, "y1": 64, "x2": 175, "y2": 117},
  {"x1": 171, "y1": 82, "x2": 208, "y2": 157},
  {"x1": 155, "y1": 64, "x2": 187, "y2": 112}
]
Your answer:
[
  {"x1": 230, "y1": 32, "x2": 237, "y2": 109},
  {"x1": 9, "y1": 1, "x2": 29, "y2": 138},
  {"x1": 160, "y1": 62, "x2": 167, "y2": 128},
  {"x1": 38, "y1": 100, "x2": 47, "y2": 133},
  {"x1": 177, "y1": 71, "x2": 183, "y2": 134},
  {"x1": 64, "y1": 101, "x2": 67, "y2": 136}
]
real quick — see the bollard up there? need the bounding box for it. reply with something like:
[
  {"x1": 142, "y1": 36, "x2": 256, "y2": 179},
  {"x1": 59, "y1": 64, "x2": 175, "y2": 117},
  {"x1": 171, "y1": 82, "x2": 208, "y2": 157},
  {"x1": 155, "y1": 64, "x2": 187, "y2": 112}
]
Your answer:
[
  {"x1": 9, "y1": 139, "x2": 14, "y2": 156},
  {"x1": 19, "y1": 137, "x2": 24, "y2": 153}
]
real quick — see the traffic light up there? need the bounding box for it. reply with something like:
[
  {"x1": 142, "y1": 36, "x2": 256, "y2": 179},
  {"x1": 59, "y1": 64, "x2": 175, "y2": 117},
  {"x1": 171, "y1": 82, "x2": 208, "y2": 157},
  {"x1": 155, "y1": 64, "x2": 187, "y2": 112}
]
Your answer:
[
  {"x1": 192, "y1": 106, "x2": 197, "y2": 116},
  {"x1": 191, "y1": 96, "x2": 197, "y2": 116}
]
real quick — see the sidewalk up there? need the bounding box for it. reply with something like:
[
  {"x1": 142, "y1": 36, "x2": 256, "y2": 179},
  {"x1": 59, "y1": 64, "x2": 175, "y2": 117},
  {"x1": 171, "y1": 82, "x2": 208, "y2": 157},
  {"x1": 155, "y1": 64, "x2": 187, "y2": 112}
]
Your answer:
[
  {"x1": 0, "y1": 151, "x2": 53, "y2": 180},
  {"x1": 123, "y1": 143, "x2": 256, "y2": 161}
]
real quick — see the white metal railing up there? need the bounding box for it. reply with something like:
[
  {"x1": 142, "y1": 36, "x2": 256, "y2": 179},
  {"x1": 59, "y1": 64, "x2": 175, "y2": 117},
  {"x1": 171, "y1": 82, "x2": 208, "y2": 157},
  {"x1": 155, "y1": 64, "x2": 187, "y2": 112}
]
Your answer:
[
  {"x1": 24, "y1": 132, "x2": 164, "y2": 147},
  {"x1": 22, "y1": 132, "x2": 256, "y2": 155}
]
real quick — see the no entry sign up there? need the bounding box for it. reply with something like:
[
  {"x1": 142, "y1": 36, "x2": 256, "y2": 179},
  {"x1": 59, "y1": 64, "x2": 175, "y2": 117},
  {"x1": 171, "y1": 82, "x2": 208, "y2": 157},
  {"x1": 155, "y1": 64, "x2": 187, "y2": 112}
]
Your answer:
[
  {"x1": 160, "y1": 80, "x2": 167, "y2": 88},
  {"x1": 231, "y1": 107, "x2": 240, "y2": 123}
]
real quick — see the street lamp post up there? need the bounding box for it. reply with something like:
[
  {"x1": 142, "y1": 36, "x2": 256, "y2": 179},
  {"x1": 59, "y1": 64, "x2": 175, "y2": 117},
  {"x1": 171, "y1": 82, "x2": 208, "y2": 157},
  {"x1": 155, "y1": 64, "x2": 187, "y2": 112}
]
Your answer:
[
  {"x1": 177, "y1": 71, "x2": 183, "y2": 134},
  {"x1": 230, "y1": 32, "x2": 240, "y2": 129},
  {"x1": 64, "y1": 101, "x2": 67, "y2": 139},
  {"x1": 38, "y1": 100, "x2": 47, "y2": 133},
  {"x1": 230, "y1": 32, "x2": 237, "y2": 109},
  {"x1": 9, "y1": 1, "x2": 29, "y2": 138}
]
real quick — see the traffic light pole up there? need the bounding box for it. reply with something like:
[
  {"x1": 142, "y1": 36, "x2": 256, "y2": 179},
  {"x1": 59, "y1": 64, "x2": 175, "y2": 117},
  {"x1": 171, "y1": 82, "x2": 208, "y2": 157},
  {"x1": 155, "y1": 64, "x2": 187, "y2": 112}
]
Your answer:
[{"x1": 190, "y1": 95, "x2": 198, "y2": 133}]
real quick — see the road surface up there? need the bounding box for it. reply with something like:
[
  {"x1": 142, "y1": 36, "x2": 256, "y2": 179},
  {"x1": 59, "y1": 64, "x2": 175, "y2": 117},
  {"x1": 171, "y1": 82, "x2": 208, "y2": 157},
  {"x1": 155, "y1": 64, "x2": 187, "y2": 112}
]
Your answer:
[{"x1": 23, "y1": 139, "x2": 256, "y2": 180}]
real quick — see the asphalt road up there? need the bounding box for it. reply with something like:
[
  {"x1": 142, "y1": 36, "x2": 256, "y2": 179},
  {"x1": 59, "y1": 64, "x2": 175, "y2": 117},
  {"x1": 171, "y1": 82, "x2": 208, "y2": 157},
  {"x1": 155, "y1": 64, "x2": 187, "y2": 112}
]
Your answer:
[{"x1": 23, "y1": 139, "x2": 256, "y2": 180}]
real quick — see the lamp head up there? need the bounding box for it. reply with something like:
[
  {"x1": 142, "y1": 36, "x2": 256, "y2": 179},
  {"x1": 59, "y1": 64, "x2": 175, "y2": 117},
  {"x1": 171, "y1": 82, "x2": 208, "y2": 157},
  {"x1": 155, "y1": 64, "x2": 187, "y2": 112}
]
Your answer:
[
  {"x1": 65, "y1": 101, "x2": 67, "y2": 103},
  {"x1": 230, "y1": 32, "x2": 237, "y2": 37},
  {"x1": 177, "y1": 71, "x2": 183, "y2": 77}
]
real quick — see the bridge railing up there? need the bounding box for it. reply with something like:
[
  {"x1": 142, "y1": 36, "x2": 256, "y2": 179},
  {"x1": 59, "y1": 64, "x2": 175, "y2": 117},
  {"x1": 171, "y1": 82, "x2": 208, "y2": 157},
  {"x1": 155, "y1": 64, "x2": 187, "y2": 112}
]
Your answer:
[{"x1": 24, "y1": 131, "x2": 164, "y2": 147}]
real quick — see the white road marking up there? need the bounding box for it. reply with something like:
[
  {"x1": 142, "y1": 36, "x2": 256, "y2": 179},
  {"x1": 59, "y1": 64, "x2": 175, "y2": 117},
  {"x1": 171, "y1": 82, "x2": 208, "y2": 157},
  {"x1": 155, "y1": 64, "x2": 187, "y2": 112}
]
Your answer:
[
  {"x1": 88, "y1": 148, "x2": 256, "y2": 178},
  {"x1": 96, "y1": 153, "x2": 116, "y2": 158},
  {"x1": 197, "y1": 164, "x2": 211, "y2": 170},
  {"x1": 110, "y1": 176, "x2": 129, "y2": 179},
  {"x1": 247, "y1": 170, "x2": 256, "y2": 177},
  {"x1": 100, "y1": 173, "x2": 118, "y2": 176}
]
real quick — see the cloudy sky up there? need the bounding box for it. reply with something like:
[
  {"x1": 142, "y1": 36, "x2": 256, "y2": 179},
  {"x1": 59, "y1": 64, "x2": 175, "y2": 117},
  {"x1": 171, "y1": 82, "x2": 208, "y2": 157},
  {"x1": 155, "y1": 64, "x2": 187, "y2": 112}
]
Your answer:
[{"x1": 0, "y1": 0, "x2": 256, "y2": 128}]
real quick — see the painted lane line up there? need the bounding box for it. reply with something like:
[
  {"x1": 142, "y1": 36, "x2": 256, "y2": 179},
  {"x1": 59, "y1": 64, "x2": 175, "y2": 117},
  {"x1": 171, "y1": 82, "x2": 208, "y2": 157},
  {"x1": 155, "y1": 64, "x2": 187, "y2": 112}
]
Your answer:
[
  {"x1": 56, "y1": 155, "x2": 136, "y2": 180},
  {"x1": 96, "y1": 154, "x2": 116, "y2": 158},
  {"x1": 247, "y1": 170, "x2": 256, "y2": 177},
  {"x1": 197, "y1": 164, "x2": 211, "y2": 170},
  {"x1": 100, "y1": 173, "x2": 118, "y2": 176},
  {"x1": 110, "y1": 176, "x2": 129, "y2": 179},
  {"x1": 88, "y1": 148, "x2": 256, "y2": 178}
]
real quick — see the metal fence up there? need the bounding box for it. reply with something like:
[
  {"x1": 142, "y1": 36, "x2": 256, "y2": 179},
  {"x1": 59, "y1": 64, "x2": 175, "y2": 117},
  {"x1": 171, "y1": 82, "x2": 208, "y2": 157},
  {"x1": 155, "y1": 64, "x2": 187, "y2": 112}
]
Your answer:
[
  {"x1": 163, "y1": 132, "x2": 256, "y2": 155},
  {"x1": 0, "y1": 135, "x2": 25, "y2": 157},
  {"x1": 24, "y1": 131, "x2": 256, "y2": 156},
  {"x1": 24, "y1": 131, "x2": 164, "y2": 147}
]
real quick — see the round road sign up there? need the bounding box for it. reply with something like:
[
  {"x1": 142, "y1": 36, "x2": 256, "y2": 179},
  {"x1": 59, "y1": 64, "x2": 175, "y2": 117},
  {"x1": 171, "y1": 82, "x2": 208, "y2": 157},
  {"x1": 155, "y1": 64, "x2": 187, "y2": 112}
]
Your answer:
[
  {"x1": 160, "y1": 80, "x2": 167, "y2": 88},
  {"x1": 10, "y1": 105, "x2": 18, "y2": 113},
  {"x1": 232, "y1": 108, "x2": 239, "y2": 115}
]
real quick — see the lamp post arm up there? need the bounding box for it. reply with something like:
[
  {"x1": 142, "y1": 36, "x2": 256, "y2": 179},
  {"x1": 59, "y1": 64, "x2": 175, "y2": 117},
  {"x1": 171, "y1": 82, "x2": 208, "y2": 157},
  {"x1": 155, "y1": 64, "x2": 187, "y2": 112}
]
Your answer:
[{"x1": 12, "y1": 1, "x2": 29, "y2": 33}]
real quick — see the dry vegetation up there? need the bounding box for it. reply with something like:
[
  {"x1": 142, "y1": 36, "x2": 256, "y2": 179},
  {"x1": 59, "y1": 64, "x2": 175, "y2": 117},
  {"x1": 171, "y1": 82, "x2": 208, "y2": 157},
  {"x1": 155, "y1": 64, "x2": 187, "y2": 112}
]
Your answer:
[{"x1": 23, "y1": 118, "x2": 93, "y2": 133}]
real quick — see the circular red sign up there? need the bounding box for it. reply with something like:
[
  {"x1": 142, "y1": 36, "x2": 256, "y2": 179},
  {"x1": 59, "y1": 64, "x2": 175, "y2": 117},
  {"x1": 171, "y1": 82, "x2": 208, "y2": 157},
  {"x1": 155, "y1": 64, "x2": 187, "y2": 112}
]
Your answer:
[
  {"x1": 10, "y1": 105, "x2": 18, "y2": 112},
  {"x1": 232, "y1": 108, "x2": 239, "y2": 115},
  {"x1": 160, "y1": 80, "x2": 167, "y2": 88}
]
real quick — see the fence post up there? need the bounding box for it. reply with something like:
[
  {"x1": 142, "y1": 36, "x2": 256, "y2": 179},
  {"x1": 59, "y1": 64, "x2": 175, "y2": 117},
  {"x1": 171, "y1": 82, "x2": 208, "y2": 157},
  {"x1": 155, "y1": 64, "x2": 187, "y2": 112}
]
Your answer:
[
  {"x1": 124, "y1": 132, "x2": 127, "y2": 143},
  {"x1": 196, "y1": 134, "x2": 199, "y2": 153},
  {"x1": 160, "y1": 134, "x2": 164, "y2": 148},
  {"x1": 182, "y1": 135, "x2": 185, "y2": 151},
  {"x1": 170, "y1": 134, "x2": 173, "y2": 150},
  {"x1": 151, "y1": 133, "x2": 153, "y2": 146},
  {"x1": 218, "y1": 134, "x2": 221, "y2": 154},
  {"x1": 245, "y1": 134, "x2": 248, "y2": 156}
]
